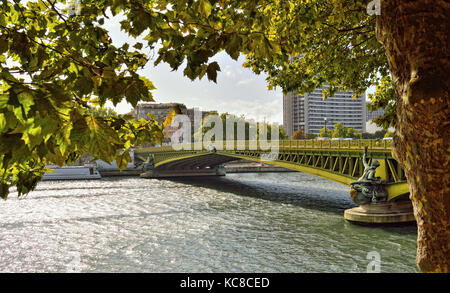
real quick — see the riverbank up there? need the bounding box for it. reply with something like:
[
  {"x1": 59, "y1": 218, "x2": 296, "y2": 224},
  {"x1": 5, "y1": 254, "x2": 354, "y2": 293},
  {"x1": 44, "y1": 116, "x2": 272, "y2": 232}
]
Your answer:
[{"x1": 224, "y1": 164, "x2": 292, "y2": 173}]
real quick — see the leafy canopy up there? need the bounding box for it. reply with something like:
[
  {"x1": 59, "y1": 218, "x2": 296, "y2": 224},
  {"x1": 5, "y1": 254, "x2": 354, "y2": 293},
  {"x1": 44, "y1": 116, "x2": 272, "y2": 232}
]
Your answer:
[
  {"x1": 319, "y1": 123, "x2": 362, "y2": 139},
  {"x1": 292, "y1": 128, "x2": 305, "y2": 140},
  {"x1": 194, "y1": 112, "x2": 288, "y2": 142},
  {"x1": 1, "y1": 0, "x2": 392, "y2": 198}
]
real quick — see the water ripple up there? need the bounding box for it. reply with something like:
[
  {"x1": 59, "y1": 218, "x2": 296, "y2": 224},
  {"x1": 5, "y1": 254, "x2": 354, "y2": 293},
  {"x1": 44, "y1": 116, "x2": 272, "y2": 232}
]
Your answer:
[{"x1": 0, "y1": 173, "x2": 418, "y2": 272}]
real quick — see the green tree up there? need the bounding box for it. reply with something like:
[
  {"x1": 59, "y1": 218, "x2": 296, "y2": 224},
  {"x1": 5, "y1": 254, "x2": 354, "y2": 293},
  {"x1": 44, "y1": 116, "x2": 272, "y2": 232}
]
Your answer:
[
  {"x1": 0, "y1": 0, "x2": 164, "y2": 199},
  {"x1": 0, "y1": 0, "x2": 447, "y2": 272},
  {"x1": 384, "y1": 131, "x2": 394, "y2": 138},
  {"x1": 292, "y1": 128, "x2": 305, "y2": 140},
  {"x1": 89, "y1": 106, "x2": 118, "y2": 118},
  {"x1": 194, "y1": 112, "x2": 286, "y2": 142},
  {"x1": 331, "y1": 123, "x2": 347, "y2": 138},
  {"x1": 318, "y1": 127, "x2": 332, "y2": 138},
  {"x1": 367, "y1": 76, "x2": 397, "y2": 130},
  {"x1": 241, "y1": 1, "x2": 448, "y2": 271},
  {"x1": 278, "y1": 126, "x2": 289, "y2": 140},
  {"x1": 362, "y1": 130, "x2": 387, "y2": 139},
  {"x1": 346, "y1": 127, "x2": 362, "y2": 139},
  {"x1": 305, "y1": 132, "x2": 317, "y2": 140}
]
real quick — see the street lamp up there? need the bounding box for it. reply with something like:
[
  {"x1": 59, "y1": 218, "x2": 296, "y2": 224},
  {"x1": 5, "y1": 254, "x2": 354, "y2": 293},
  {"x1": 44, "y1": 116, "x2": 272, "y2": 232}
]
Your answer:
[{"x1": 324, "y1": 117, "x2": 328, "y2": 136}]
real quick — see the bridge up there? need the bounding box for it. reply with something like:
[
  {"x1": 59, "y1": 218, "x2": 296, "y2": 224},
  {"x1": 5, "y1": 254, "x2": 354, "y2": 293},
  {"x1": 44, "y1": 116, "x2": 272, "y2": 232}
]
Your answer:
[{"x1": 134, "y1": 139, "x2": 415, "y2": 224}]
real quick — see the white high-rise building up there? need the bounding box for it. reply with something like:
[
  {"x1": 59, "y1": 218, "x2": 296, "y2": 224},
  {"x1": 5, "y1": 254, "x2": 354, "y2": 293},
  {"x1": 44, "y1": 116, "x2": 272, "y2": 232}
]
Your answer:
[{"x1": 283, "y1": 86, "x2": 366, "y2": 136}]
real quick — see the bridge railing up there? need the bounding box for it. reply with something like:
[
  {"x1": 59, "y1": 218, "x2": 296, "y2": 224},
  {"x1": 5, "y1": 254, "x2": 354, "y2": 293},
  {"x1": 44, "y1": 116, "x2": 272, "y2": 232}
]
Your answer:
[{"x1": 136, "y1": 139, "x2": 393, "y2": 153}]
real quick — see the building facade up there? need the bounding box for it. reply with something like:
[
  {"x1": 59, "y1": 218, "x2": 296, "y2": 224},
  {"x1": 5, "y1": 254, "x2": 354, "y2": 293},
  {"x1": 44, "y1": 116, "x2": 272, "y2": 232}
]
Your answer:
[
  {"x1": 135, "y1": 103, "x2": 216, "y2": 144},
  {"x1": 366, "y1": 102, "x2": 385, "y2": 122},
  {"x1": 283, "y1": 86, "x2": 366, "y2": 136}
]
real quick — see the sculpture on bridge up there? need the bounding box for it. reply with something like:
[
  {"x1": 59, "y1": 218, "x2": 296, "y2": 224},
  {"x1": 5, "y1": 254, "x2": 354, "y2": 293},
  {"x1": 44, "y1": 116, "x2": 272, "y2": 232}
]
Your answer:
[
  {"x1": 142, "y1": 154, "x2": 154, "y2": 171},
  {"x1": 350, "y1": 147, "x2": 388, "y2": 205},
  {"x1": 207, "y1": 142, "x2": 217, "y2": 153}
]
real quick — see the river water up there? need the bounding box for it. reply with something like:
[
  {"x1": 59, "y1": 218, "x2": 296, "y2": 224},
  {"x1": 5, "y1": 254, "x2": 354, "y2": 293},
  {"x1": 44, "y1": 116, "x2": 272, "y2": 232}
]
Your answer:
[{"x1": 0, "y1": 172, "x2": 418, "y2": 273}]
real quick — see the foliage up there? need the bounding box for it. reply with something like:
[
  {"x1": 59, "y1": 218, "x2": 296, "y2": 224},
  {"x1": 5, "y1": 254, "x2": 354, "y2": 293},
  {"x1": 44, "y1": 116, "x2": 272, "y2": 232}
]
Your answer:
[
  {"x1": 318, "y1": 127, "x2": 332, "y2": 138},
  {"x1": 278, "y1": 126, "x2": 289, "y2": 140},
  {"x1": 193, "y1": 112, "x2": 287, "y2": 142},
  {"x1": 292, "y1": 128, "x2": 305, "y2": 140},
  {"x1": 88, "y1": 106, "x2": 118, "y2": 118},
  {"x1": 0, "y1": 0, "x2": 163, "y2": 198},
  {"x1": 384, "y1": 131, "x2": 393, "y2": 138},
  {"x1": 367, "y1": 76, "x2": 396, "y2": 130},
  {"x1": 319, "y1": 123, "x2": 361, "y2": 139},
  {"x1": 305, "y1": 132, "x2": 316, "y2": 139},
  {"x1": 0, "y1": 0, "x2": 396, "y2": 198},
  {"x1": 242, "y1": 1, "x2": 389, "y2": 98},
  {"x1": 331, "y1": 123, "x2": 347, "y2": 138},
  {"x1": 362, "y1": 130, "x2": 386, "y2": 139}
]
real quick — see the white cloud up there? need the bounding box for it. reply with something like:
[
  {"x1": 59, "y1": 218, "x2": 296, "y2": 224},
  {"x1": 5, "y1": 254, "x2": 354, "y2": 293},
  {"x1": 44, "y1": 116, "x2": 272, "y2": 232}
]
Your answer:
[
  {"x1": 103, "y1": 20, "x2": 284, "y2": 124},
  {"x1": 236, "y1": 78, "x2": 255, "y2": 86}
]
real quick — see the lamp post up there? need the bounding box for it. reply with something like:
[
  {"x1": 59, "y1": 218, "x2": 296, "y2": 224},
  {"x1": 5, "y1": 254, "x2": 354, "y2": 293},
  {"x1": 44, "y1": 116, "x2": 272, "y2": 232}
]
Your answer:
[{"x1": 324, "y1": 117, "x2": 328, "y2": 136}]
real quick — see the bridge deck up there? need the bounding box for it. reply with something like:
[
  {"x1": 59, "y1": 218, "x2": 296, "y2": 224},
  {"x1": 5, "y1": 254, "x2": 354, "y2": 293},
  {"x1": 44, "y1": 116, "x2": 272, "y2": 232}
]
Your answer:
[{"x1": 135, "y1": 139, "x2": 409, "y2": 201}]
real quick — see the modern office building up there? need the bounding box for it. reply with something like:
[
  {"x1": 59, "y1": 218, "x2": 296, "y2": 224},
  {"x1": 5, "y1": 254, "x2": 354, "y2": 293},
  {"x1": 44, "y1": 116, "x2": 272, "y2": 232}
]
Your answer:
[
  {"x1": 366, "y1": 102, "x2": 385, "y2": 122},
  {"x1": 283, "y1": 86, "x2": 366, "y2": 136}
]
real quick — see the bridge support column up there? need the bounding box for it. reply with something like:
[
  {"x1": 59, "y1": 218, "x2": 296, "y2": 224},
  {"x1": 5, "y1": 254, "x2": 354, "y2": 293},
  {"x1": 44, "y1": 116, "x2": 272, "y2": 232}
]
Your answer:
[
  {"x1": 140, "y1": 166, "x2": 226, "y2": 178},
  {"x1": 344, "y1": 200, "x2": 415, "y2": 224}
]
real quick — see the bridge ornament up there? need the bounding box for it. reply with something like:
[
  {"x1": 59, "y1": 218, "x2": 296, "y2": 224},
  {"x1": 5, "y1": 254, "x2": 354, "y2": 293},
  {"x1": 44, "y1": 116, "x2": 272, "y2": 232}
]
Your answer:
[
  {"x1": 350, "y1": 147, "x2": 388, "y2": 205},
  {"x1": 142, "y1": 154, "x2": 154, "y2": 171}
]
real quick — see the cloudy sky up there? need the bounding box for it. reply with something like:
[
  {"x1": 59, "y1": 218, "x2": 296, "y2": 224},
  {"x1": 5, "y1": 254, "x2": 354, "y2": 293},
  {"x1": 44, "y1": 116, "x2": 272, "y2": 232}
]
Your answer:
[
  {"x1": 103, "y1": 13, "x2": 285, "y2": 124},
  {"x1": 138, "y1": 54, "x2": 284, "y2": 124},
  {"x1": 103, "y1": 12, "x2": 373, "y2": 125}
]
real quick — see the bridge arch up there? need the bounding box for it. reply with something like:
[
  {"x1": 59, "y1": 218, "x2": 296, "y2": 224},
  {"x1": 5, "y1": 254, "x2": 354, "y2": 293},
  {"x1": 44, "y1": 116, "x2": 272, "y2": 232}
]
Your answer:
[{"x1": 135, "y1": 140, "x2": 410, "y2": 202}]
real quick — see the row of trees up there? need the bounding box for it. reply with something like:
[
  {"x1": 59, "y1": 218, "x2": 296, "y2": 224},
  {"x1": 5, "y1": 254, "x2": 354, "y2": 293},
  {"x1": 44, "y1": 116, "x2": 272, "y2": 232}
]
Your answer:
[
  {"x1": 362, "y1": 130, "x2": 392, "y2": 139},
  {"x1": 318, "y1": 123, "x2": 362, "y2": 139},
  {"x1": 193, "y1": 112, "x2": 289, "y2": 142},
  {"x1": 291, "y1": 123, "x2": 363, "y2": 140}
]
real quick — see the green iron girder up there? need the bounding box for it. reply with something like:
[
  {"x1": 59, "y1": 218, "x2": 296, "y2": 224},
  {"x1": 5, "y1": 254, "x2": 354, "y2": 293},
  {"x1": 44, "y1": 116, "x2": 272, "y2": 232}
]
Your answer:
[{"x1": 135, "y1": 140, "x2": 409, "y2": 201}]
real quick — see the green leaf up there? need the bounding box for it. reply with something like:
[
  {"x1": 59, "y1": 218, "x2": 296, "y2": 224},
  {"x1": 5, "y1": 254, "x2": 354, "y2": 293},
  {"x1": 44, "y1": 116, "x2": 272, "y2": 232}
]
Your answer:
[
  {"x1": 206, "y1": 61, "x2": 221, "y2": 83},
  {"x1": 0, "y1": 182, "x2": 9, "y2": 200},
  {"x1": 0, "y1": 113, "x2": 6, "y2": 132},
  {"x1": 74, "y1": 76, "x2": 94, "y2": 96},
  {"x1": 116, "y1": 151, "x2": 131, "y2": 171},
  {"x1": 163, "y1": 105, "x2": 183, "y2": 128},
  {"x1": 198, "y1": 0, "x2": 212, "y2": 18},
  {"x1": 0, "y1": 37, "x2": 8, "y2": 54},
  {"x1": 17, "y1": 91, "x2": 35, "y2": 116}
]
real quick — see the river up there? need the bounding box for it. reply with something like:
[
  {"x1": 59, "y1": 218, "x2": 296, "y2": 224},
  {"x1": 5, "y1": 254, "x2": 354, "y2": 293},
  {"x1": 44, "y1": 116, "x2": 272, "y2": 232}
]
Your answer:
[{"x1": 0, "y1": 172, "x2": 418, "y2": 272}]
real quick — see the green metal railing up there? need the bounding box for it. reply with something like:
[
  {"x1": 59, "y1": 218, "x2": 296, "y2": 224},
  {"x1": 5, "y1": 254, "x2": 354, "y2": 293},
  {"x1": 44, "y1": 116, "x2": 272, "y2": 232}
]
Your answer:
[
  {"x1": 137, "y1": 139, "x2": 393, "y2": 153},
  {"x1": 135, "y1": 138, "x2": 409, "y2": 200}
]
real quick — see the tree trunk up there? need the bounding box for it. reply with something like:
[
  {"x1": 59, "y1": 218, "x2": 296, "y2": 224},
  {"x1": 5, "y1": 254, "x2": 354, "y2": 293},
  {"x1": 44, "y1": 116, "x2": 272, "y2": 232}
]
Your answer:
[{"x1": 376, "y1": 0, "x2": 450, "y2": 272}]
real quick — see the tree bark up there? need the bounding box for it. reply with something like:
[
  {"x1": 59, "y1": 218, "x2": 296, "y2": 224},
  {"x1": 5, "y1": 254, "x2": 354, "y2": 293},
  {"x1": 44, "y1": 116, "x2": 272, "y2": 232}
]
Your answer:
[{"x1": 376, "y1": 0, "x2": 450, "y2": 272}]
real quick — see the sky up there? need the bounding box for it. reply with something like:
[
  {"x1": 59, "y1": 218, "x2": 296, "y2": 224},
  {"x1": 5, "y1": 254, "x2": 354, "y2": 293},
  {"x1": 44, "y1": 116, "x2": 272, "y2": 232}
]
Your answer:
[
  {"x1": 102, "y1": 10, "x2": 373, "y2": 125},
  {"x1": 102, "y1": 13, "x2": 284, "y2": 124}
]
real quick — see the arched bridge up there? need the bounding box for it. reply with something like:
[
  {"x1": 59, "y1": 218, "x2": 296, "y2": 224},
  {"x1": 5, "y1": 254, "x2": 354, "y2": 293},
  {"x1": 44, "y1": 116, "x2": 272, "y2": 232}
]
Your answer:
[{"x1": 135, "y1": 139, "x2": 410, "y2": 203}]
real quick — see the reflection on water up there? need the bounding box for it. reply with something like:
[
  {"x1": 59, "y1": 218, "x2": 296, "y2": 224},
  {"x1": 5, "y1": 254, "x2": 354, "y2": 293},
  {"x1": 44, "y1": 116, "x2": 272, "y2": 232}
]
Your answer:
[{"x1": 0, "y1": 172, "x2": 418, "y2": 272}]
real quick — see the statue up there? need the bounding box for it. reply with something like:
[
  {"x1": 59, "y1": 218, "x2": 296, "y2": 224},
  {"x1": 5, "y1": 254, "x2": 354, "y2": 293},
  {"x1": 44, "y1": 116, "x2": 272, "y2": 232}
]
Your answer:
[
  {"x1": 349, "y1": 147, "x2": 388, "y2": 205},
  {"x1": 142, "y1": 154, "x2": 154, "y2": 171},
  {"x1": 207, "y1": 142, "x2": 217, "y2": 153}
]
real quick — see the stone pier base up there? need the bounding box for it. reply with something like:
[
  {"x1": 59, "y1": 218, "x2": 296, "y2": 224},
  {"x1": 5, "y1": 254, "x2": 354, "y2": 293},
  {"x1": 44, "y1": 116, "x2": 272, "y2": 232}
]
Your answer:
[
  {"x1": 344, "y1": 200, "x2": 415, "y2": 224},
  {"x1": 140, "y1": 167, "x2": 226, "y2": 178}
]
